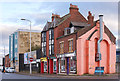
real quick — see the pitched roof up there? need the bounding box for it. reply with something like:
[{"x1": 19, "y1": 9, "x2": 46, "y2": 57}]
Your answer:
[
  {"x1": 42, "y1": 14, "x2": 70, "y2": 32},
  {"x1": 42, "y1": 22, "x2": 52, "y2": 31},
  {"x1": 77, "y1": 21, "x2": 116, "y2": 44},
  {"x1": 57, "y1": 20, "x2": 116, "y2": 44},
  {"x1": 70, "y1": 21, "x2": 90, "y2": 27}
]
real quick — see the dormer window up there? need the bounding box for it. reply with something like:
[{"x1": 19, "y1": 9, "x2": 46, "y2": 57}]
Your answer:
[{"x1": 64, "y1": 28, "x2": 70, "y2": 35}]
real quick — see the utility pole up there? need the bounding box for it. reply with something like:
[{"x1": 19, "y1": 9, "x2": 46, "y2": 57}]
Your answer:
[
  {"x1": 21, "y1": 19, "x2": 32, "y2": 74},
  {"x1": 4, "y1": 46, "x2": 5, "y2": 72}
]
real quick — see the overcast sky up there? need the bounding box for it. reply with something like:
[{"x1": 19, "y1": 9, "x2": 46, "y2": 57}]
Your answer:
[{"x1": 0, "y1": 1, "x2": 118, "y2": 64}]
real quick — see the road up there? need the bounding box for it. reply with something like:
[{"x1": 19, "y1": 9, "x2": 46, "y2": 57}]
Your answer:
[
  {"x1": 1, "y1": 72, "x2": 55, "y2": 79},
  {"x1": 1, "y1": 71, "x2": 119, "y2": 81}
]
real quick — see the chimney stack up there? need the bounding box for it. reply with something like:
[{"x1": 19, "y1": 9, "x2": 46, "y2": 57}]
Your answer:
[
  {"x1": 87, "y1": 11, "x2": 94, "y2": 26},
  {"x1": 51, "y1": 13, "x2": 60, "y2": 22},
  {"x1": 69, "y1": 4, "x2": 79, "y2": 14}
]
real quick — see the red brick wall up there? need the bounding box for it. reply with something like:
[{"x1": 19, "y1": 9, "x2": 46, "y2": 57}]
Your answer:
[
  {"x1": 55, "y1": 8, "x2": 88, "y2": 55},
  {"x1": 46, "y1": 31, "x2": 49, "y2": 57},
  {"x1": 56, "y1": 9, "x2": 88, "y2": 38},
  {"x1": 57, "y1": 34, "x2": 77, "y2": 54},
  {"x1": 54, "y1": 27, "x2": 58, "y2": 55},
  {"x1": 5, "y1": 54, "x2": 10, "y2": 67}
]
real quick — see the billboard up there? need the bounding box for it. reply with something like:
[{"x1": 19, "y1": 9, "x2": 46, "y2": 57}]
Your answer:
[{"x1": 24, "y1": 51, "x2": 36, "y2": 64}]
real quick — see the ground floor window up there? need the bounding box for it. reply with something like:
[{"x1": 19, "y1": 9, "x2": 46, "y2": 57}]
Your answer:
[
  {"x1": 53, "y1": 59, "x2": 57, "y2": 72},
  {"x1": 44, "y1": 61, "x2": 47, "y2": 72},
  {"x1": 61, "y1": 58, "x2": 65, "y2": 72},
  {"x1": 70, "y1": 56, "x2": 76, "y2": 72}
]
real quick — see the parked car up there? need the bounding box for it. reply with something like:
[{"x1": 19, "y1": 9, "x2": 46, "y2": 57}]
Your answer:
[
  {"x1": 5, "y1": 67, "x2": 9, "y2": 73},
  {"x1": 5, "y1": 67, "x2": 15, "y2": 73}
]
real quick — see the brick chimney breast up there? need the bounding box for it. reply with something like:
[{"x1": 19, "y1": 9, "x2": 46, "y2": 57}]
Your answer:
[
  {"x1": 69, "y1": 4, "x2": 79, "y2": 14},
  {"x1": 87, "y1": 11, "x2": 94, "y2": 26},
  {"x1": 51, "y1": 13, "x2": 60, "y2": 22}
]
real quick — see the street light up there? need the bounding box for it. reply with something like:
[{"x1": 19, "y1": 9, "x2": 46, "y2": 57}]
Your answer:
[{"x1": 21, "y1": 18, "x2": 32, "y2": 74}]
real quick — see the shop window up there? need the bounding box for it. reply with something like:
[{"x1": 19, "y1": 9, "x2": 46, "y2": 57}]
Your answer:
[
  {"x1": 53, "y1": 60, "x2": 57, "y2": 72},
  {"x1": 60, "y1": 42, "x2": 64, "y2": 54},
  {"x1": 68, "y1": 40, "x2": 73, "y2": 52},
  {"x1": 61, "y1": 58, "x2": 65, "y2": 72},
  {"x1": 70, "y1": 57, "x2": 76, "y2": 72},
  {"x1": 44, "y1": 61, "x2": 47, "y2": 72}
]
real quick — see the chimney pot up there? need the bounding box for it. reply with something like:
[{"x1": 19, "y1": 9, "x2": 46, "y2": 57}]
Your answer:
[
  {"x1": 51, "y1": 13, "x2": 60, "y2": 22},
  {"x1": 69, "y1": 4, "x2": 79, "y2": 14}
]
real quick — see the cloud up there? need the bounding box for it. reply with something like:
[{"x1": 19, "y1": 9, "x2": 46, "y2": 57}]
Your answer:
[{"x1": 0, "y1": 2, "x2": 118, "y2": 55}]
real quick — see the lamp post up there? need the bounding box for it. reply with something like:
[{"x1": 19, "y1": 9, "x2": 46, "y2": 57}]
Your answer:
[{"x1": 21, "y1": 19, "x2": 32, "y2": 74}]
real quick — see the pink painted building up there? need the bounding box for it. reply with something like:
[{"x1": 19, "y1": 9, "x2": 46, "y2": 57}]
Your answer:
[{"x1": 77, "y1": 16, "x2": 116, "y2": 75}]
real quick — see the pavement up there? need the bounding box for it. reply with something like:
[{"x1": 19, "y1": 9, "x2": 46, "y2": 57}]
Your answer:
[
  {"x1": 15, "y1": 71, "x2": 119, "y2": 79},
  {"x1": 1, "y1": 71, "x2": 55, "y2": 79}
]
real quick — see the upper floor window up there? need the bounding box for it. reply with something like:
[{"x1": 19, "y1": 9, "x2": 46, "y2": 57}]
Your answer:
[
  {"x1": 64, "y1": 28, "x2": 70, "y2": 35},
  {"x1": 49, "y1": 29, "x2": 54, "y2": 40},
  {"x1": 60, "y1": 42, "x2": 64, "y2": 54},
  {"x1": 44, "y1": 46, "x2": 46, "y2": 56},
  {"x1": 68, "y1": 39, "x2": 73, "y2": 52},
  {"x1": 42, "y1": 32, "x2": 46, "y2": 42},
  {"x1": 42, "y1": 33, "x2": 44, "y2": 42},
  {"x1": 51, "y1": 44, "x2": 54, "y2": 54},
  {"x1": 44, "y1": 32, "x2": 46, "y2": 42}
]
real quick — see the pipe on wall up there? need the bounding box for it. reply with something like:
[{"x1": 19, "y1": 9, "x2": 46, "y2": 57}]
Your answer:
[
  {"x1": 97, "y1": 15, "x2": 103, "y2": 75},
  {"x1": 97, "y1": 15, "x2": 103, "y2": 55}
]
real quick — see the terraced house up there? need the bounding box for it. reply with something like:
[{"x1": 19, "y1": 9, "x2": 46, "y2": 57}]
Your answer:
[{"x1": 41, "y1": 4, "x2": 116, "y2": 75}]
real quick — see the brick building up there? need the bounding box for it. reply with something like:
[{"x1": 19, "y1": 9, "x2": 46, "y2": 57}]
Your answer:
[
  {"x1": 41, "y1": 4, "x2": 116, "y2": 75},
  {"x1": 5, "y1": 54, "x2": 10, "y2": 67}
]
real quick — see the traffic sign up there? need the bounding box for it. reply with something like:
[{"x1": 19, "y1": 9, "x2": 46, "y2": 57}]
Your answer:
[{"x1": 30, "y1": 57, "x2": 33, "y2": 62}]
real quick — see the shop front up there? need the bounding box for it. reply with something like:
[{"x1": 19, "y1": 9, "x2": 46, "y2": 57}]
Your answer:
[
  {"x1": 49, "y1": 57, "x2": 57, "y2": 74},
  {"x1": 40, "y1": 57, "x2": 48, "y2": 73},
  {"x1": 57, "y1": 51, "x2": 76, "y2": 75}
]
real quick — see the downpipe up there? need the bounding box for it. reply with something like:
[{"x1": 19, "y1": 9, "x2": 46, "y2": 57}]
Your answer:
[{"x1": 97, "y1": 15, "x2": 103, "y2": 75}]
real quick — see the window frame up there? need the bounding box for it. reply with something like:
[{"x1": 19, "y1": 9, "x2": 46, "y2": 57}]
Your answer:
[
  {"x1": 70, "y1": 56, "x2": 76, "y2": 72},
  {"x1": 61, "y1": 58, "x2": 66, "y2": 72},
  {"x1": 60, "y1": 41, "x2": 64, "y2": 54},
  {"x1": 68, "y1": 39, "x2": 73, "y2": 52}
]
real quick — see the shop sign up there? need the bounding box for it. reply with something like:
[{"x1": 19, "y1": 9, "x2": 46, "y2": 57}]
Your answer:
[
  {"x1": 40, "y1": 57, "x2": 47, "y2": 62},
  {"x1": 94, "y1": 67, "x2": 104, "y2": 75},
  {"x1": 50, "y1": 57, "x2": 56, "y2": 59},
  {"x1": 57, "y1": 51, "x2": 76, "y2": 58},
  {"x1": 36, "y1": 59, "x2": 40, "y2": 62}
]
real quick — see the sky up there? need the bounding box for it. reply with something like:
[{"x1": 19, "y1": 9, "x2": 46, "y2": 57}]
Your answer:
[{"x1": 0, "y1": 1, "x2": 118, "y2": 64}]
